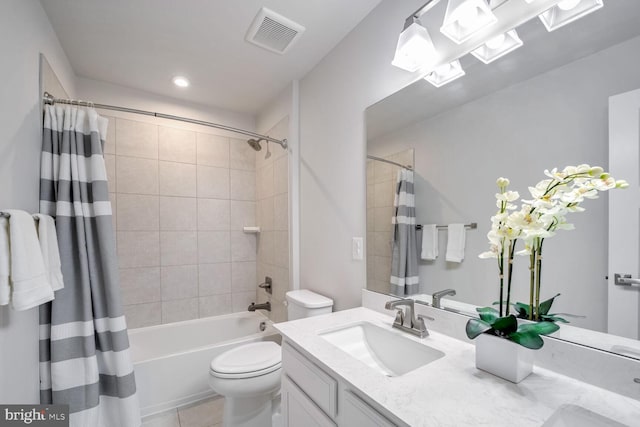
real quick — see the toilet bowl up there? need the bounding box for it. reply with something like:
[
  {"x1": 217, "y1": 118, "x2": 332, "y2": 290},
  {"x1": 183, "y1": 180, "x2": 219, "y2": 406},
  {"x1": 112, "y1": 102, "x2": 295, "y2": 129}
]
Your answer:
[
  {"x1": 209, "y1": 290, "x2": 333, "y2": 427},
  {"x1": 208, "y1": 341, "x2": 282, "y2": 427}
]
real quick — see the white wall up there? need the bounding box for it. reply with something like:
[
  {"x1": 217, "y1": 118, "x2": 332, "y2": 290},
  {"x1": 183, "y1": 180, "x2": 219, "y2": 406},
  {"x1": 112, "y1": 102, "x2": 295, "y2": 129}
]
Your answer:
[
  {"x1": 298, "y1": 0, "x2": 427, "y2": 310},
  {"x1": 0, "y1": 0, "x2": 77, "y2": 403},
  {"x1": 368, "y1": 35, "x2": 640, "y2": 332}
]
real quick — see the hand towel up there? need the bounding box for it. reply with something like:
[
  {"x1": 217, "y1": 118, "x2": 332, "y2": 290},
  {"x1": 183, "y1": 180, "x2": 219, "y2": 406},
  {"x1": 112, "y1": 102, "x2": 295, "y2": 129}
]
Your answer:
[
  {"x1": 33, "y1": 214, "x2": 64, "y2": 291},
  {"x1": 446, "y1": 224, "x2": 466, "y2": 263},
  {"x1": 5, "y1": 210, "x2": 54, "y2": 310},
  {"x1": 420, "y1": 224, "x2": 438, "y2": 260},
  {"x1": 0, "y1": 217, "x2": 10, "y2": 305}
]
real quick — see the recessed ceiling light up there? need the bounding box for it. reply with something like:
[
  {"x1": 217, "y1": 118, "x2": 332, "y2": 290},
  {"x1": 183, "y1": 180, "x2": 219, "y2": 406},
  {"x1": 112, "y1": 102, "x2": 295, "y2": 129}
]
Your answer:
[{"x1": 172, "y1": 76, "x2": 190, "y2": 88}]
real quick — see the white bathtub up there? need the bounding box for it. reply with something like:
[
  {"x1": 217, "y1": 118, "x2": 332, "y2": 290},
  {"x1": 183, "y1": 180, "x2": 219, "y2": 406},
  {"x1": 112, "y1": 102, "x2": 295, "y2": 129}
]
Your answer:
[{"x1": 129, "y1": 311, "x2": 281, "y2": 416}]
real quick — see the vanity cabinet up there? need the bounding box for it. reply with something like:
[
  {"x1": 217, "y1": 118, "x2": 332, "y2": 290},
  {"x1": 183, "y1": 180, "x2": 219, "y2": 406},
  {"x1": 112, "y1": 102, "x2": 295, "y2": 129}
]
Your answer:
[{"x1": 281, "y1": 341, "x2": 399, "y2": 427}]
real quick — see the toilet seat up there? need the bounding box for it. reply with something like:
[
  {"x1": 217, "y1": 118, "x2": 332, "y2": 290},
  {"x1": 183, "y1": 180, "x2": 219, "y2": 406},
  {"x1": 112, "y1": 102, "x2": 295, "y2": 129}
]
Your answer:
[{"x1": 209, "y1": 341, "x2": 281, "y2": 379}]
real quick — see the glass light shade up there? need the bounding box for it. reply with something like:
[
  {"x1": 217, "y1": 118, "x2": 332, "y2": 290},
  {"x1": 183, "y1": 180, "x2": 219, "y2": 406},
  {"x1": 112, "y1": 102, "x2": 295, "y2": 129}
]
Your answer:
[
  {"x1": 391, "y1": 20, "x2": 437, "y2": 72},
  {"x1": 471, "y1": 29, "x2": 523, "y2": 64},
  {"x1": 424, "y1": 60, "x2": 466, "y2": 87},
  {"x1": 440, "y1": 0, "x2": 498, "y2": 44},
  {"x1": 538, "y1": 0, "x2": 604, "y2": 32}
]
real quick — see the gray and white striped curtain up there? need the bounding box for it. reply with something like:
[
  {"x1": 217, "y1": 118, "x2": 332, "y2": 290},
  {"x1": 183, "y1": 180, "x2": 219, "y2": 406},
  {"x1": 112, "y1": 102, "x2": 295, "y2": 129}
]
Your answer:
[
  {"x1": 390, "y1": 169, "x2": 419, "y2": 296},
  {"x1": 39, "y1": 104, "x2": 140, "y2": 427}
]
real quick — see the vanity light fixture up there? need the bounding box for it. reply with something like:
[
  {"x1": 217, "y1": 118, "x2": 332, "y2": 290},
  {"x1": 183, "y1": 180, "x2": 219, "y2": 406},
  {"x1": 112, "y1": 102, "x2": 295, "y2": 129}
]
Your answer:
[
  {"x1": 471, "y1": 29, "x2": 523, "y2": 64},
  {"x1": 172, "y1": 76, "x2": 190, "y2": 88},
  {"x1": 424, "y1": 60, "x2": 465, "y2": 87},
  {"x1": 528, "y1": 0, "x2": 604, "y2": 32},
  {"x1": 440, "y1": 0, "x2": 498, "y2": 44},
  {"x1": 391, "y1": 16, "x2": 438, "y2": 72}
]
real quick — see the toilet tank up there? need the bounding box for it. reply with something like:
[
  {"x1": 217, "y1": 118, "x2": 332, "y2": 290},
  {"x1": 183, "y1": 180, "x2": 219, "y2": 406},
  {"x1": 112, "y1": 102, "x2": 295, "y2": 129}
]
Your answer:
[{"x1": 286, "y1": 290, "x2": 333, "y2": 320}]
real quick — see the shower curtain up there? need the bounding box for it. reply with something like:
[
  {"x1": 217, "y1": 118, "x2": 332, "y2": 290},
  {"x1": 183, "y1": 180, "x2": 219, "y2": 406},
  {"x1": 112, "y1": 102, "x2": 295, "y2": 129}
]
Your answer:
[
  {"x1": 39, "y1": 104, "x2": 140, "y2": 427},
  {"x1": 390, "y1": 169, "x2": 419, "y2": 296}
]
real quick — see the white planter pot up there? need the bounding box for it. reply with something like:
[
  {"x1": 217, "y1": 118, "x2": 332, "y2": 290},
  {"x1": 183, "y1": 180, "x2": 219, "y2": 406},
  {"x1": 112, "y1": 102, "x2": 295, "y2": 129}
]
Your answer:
[{"x1": 475, "y1": 333, "x2": 534, "y2": 383}]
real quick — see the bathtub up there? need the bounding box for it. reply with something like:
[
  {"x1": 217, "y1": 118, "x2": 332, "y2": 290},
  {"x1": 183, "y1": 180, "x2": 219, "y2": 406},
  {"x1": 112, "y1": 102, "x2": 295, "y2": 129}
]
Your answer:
[{"x1": 129, "y1": 311, "x2": 281, "y2": 417}]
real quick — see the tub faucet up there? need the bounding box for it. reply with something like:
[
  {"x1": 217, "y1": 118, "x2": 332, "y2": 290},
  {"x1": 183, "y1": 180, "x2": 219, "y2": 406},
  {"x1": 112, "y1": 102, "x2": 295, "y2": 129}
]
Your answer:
[
  {"x1": 432, "y1": 289, "x2": 456, "y2": 309},
  {"x1": 248, "y1": 301, "x2": 271, "y2": 312},
  {"x1": 384, "y1": 299, "x2": 428, "y2": 338}
]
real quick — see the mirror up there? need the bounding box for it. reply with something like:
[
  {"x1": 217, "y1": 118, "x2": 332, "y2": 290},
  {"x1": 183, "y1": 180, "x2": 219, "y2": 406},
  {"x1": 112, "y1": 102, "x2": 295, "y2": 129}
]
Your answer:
[{"x1": 365, "y1": 1, "x2": 640, "y2": 359}]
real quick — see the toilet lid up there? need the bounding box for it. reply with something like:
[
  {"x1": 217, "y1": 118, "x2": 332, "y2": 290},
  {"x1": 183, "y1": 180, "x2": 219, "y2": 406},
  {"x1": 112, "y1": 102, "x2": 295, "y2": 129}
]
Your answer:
[{"x1": 210, "y1": 342, "x2": 281, "y2": 378}]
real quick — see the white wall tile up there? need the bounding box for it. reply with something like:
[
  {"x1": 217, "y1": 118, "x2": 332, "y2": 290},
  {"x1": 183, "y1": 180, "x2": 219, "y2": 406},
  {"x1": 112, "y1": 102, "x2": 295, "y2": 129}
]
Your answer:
[
  {"x1": 104, "y1": 116, "x2": 116, "y2": 155},
  {"x1": 159, "y1": 196, "x2": 197, "y2": 231},
  {"x1": 230, "y1": 137, "x2": 256, "y2": 171},
  {"x1": 232, "y1": 262, "x2": 257, "y2": 292},
  {"x1": 230, "y1": 201, "x2": 256, "y2": 230},
  {"x1": 257, "y1": 231, "x2": 274, "y2": 265},
  {"x1": 116, "y1": 156, "x2": 159, "y2": 195},
  {"x1": 109, "y1": 192, "x2": 117, "y2": 231},
  {"x1": 257, "y1": 163, "x2": 274, "y2": 200},
  {"x1": 197, "y1": 166, "x2": 229, "y2": 199},
  {"x1": 230, "y1": 169, "x2": 255, "y2": 201},
  {"x1": 374, "y1": 206, "x2": 393, "y2": 232},
  {"x1": 117, "y1": 194, "x2": 159, "y2": 231},
  {"x1": 198, "y1": 263, "x2": 231, "y2": 296},
  {"x1": 160, "y1": 231, "x2": 197, "y2": 266},
  {"x1": 271, "y1": 266, "x2": 290, "y2": 302},
  {"x1": 273, "y1": 193, "x2": 288, "y2": 231},
  {"x1": 161, "y1": 265, "x2": 198, "y2": 301},
  {"x1": 124, "y1": 302, "x2": 161, "y2": 329},
  {"x1": 374, "y1": 181, "x2": 394, "y2": 207},
  {"x1": 274, "y1": 231, "x2": 289, "y2": 268},
  {"x1": 199, "y1": 294, "x2": 232, "y2": 318},
  {"x1": 198, "y1": 231, "x2": 231, "y2": 264},
  {"x1": 274, "y1": 156, "x2": 288, "y2": 195},
  {"x1": 159, "y1": 161, "x2": 196, "y2": 197},
  {"x1": 116, "y1": 118, "x2": 158, "y2": 159},
  {"x1": 105, "y1": 154, "x2": 116, "y2": 190},
  {"x1": 117, "y1": 231, "x2": 160, "y2": 268},
  {"x1": 196, "y1": 133, "x2": 229, "y2": 168},
  {"x1": 162, "y1": 298, "x2": 198, "y2": 324},
  {"x1": 197, "y1": 198, "x2": 230, "y2": 231},
  {"x1": 258, "y1": 197, "x2": 274, "y2": 231},
  {"x1": 232, "y1": 291, "x2": 256, "y2": 313},
  {"x1": 119, "y1": 267, "x2": 161, "y2": 305},
  {"x1": 231, "y1": 231, "x2": 256, "y2": 262},
  {"x1": 159, "y1": 126, "x2": 196, "y2": 164}
]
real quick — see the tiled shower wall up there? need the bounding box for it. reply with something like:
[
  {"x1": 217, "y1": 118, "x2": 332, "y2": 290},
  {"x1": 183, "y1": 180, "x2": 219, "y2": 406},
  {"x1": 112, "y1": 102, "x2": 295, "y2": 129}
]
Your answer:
[
  {"x1": 366, "y1": 149, "x2": 414, "y2": 295},
  {"x1": 255, "y1": 116, "x2": 289, "y2": 323},
  {"x1": 103, "y1": 116, "x2": 260, "y2": 328}
]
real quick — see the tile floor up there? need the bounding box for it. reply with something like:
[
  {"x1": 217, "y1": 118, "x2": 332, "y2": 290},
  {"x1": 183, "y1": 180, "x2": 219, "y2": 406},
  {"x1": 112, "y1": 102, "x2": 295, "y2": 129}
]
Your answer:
[{"x1": 142, "y1": 396, "x2": 225, "y2": 427}]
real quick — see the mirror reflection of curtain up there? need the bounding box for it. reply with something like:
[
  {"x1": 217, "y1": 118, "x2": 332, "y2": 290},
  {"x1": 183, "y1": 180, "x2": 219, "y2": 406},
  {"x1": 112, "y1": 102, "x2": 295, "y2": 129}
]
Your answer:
[
  {"x1": 39, "y1": 104, "x2": 141, "y2": 427},
  {"x1": 390, "y1": 169, "x2": 419, "y2": 296}
]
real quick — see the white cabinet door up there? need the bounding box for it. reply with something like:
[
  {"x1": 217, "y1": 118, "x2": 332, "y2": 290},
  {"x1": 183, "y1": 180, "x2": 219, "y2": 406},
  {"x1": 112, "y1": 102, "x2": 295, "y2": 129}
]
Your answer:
[
  {"x1": 608, "y1": 88, "x2": 640, "y2": 339},
  {"x1": 282, "y1": 375, "x2": 336, "y2": 427},
  {"x1": 340, "y1": 390, "x2": 396, "y2": 427}
]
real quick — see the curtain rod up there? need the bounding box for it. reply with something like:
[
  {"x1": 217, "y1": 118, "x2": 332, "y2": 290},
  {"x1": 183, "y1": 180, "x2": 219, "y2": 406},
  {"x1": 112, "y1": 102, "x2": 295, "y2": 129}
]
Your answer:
[
  {"x1": 42, "y1": 92, "x2": 288, "y2": 150},
  {"x1": 416, "y1": 223, "x2": 477, "y2": 230},
  {"x1": 367, "y1": 155, "x2": 413, "y2": 170}
]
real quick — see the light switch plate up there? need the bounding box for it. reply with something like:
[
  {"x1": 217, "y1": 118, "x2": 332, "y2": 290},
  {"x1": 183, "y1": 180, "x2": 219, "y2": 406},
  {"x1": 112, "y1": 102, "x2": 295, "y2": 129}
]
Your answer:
[{"x1": 352, "y1": 237, "x2": 364, "y2": 260}]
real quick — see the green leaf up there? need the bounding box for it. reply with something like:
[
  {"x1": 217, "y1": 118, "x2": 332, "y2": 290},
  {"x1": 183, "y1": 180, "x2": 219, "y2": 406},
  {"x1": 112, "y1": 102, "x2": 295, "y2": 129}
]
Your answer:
[
  {"x1": 508, "y1": 331, "x2": 544, "y2": 350},
  {"x1": 476, "y1": 307, "x2": 500, "y2": 323},
  {"x1": 514, "y1": 302, "x2": 530, "y2": 317},
  {"x1": 540, "y1": 314, "x2": 569, "y2": 323},
  {"x1": 539, "y1": 293, "x2": 561, "y2": 316},
  {"x1": 465, "y1": 318, "x2": 492, "y2": 339},
  {"x1": 491, "y1": 315, "x2": 518, "y2": 334},
  {"x1": 517, "y1": 321, "x2": 560, "y2": 336}
]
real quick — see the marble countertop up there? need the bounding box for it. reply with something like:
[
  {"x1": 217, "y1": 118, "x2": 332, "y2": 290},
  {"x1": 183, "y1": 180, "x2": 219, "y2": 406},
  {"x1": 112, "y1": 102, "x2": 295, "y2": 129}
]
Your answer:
[{"x1": 274, "y1": 307, "x2": 640, "y2": 427}]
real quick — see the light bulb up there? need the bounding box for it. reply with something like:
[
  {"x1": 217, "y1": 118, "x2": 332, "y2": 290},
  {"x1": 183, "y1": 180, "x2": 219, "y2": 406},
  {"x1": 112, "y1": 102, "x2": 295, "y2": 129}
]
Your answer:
[
  {"x1": 457, "y1": 4, "x2": 479, "y2": 29},
  {"x1": 435, "y1": 62, "x2": 453, "y2": 76},
  {"x1": 485, "y1": 33, "x2": 506, "y2": 50},
  {"x1": 557, "y1": 0, "x2": 581, "y2": 10},
  {"x1": 172, "y1": 76, "x2": 190, "y2": 88}
]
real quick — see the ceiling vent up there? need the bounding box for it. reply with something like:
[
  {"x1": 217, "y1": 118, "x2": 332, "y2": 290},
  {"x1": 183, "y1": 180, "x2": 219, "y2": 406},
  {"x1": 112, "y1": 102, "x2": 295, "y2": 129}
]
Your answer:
[{"x1": 245, "y1": 7, "x2": 305, "y2": 55}]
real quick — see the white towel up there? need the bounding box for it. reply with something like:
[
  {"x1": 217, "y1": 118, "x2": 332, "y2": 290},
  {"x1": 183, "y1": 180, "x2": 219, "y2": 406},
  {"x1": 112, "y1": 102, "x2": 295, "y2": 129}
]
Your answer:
[
  {"x1": 0, "y1": 217, "x2": 10, "y2": 305},
  {"x1": 4, "y1": 210, "x2": 54, "y2": 310},
  {"x1": 34, "y1": 214, "x2": 64, "y2": 291},
  {"x1": 446, "y1": 224, "x2": 466, "y2": 263},
  {"x1": 420, "y1": 224, "x2": 438, "y2": 260}
]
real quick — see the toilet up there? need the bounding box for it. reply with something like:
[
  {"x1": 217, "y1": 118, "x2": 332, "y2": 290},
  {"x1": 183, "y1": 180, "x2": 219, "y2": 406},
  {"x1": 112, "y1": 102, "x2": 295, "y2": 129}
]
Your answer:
[{"x1": 208, "y1": 290, "x2": 333, "y2": 427}]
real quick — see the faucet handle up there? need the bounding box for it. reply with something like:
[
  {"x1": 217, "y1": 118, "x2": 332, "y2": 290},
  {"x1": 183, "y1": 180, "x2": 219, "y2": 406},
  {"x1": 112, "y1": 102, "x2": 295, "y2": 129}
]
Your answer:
[{"x1": 393, "y1": 308, "x2": 404, "y2": 326}]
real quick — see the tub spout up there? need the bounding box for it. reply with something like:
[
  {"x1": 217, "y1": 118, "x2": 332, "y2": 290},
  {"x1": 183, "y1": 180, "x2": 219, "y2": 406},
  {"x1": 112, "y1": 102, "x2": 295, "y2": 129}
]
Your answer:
[{"x1": 248, "y1": 301, "x2": 271, "y2": 312}]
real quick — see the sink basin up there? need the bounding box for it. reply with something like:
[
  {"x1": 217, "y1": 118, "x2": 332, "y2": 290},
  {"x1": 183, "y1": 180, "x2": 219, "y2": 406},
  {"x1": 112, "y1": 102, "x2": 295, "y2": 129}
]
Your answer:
[
  {"x1": 543, "y1": 405, "x2": 627, "y2": 427},
  {"x1": 319, "y1": 321, "x2": 444, "y2": 377}
]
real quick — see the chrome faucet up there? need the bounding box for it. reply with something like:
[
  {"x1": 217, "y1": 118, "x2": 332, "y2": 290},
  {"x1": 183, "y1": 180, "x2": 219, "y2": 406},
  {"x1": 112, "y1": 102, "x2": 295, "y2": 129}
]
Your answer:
[
  {"x1": 384, "y1": 299, "x2": 428, "y2": 338},
  {"x1": 432, "y1": 289, "x2": 456, "y2": 309},
  {"x1": 248, "y1": 301, "x2": 271, "y2": 312}
]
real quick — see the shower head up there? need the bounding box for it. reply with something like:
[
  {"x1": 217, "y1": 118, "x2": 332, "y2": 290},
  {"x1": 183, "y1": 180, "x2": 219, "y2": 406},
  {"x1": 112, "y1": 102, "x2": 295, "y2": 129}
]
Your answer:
[{"x1": 247, "y1": 138, "x2": 263, "y2": 151}]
